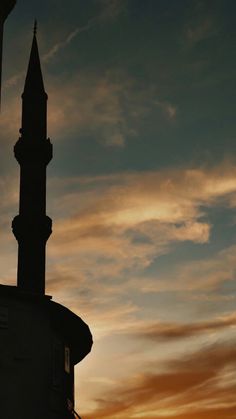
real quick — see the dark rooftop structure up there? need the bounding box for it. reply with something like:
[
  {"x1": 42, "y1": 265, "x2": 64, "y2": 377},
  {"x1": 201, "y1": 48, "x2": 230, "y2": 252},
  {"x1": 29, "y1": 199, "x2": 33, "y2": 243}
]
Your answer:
[
  {"x1": 0, "y1": 25, "x2": 92, "y2": 419},
  {"x1": 0, "y1": 0, "x2": 16, "y2": 106}
]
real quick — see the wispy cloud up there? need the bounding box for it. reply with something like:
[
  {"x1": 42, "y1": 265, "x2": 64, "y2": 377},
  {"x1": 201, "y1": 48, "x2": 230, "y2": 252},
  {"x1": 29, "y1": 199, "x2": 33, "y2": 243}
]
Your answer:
[
  {"x1": 97, "y1": 0, "x2": 125, "y2": 21},
  {"x1": 48, "y1": 72, "x2": 134, "y2": 146},
  {"x1": 183, "y1": 2, "x2": 218, "y2": 49},
  {"x1": 4, "y1": 0, "x2": 126, "y2": 89},
  {"x1": 81, "y1": 342, "x2": 236, "y2": 418},
  {"x1": 44, "y1": 161, "x2": 236, "y2": 329},
  {"x1": 160, "y1": 244, "x2": 236, "y2": 294},
  {"x1": 47, "y1": 70, "x2": 177, "y2": 146},
  {"x1": 42, "y1": 0, "x2": 124, "y2": 64},
  {"x1": 42, "y1": 25, "x2": 92, "y2": 62},
  {"x1": 49, "y1": 162, "x2": 236, "y2": 267},
  {"x1": 4, "y1": 71, "x2": 25, "y2": 89},
  {"x1": 155, "y1": 100, "x2": 177, "y2": 120},
  {"x1": 3, "y1": 69, "x2": 160, "y2": 147},
  {"x1": 185, "y1": 18, "x2": 214, "y2": 45},
  {"x1": 135, "y1": 313, "x2": 236, "y2": 342}
]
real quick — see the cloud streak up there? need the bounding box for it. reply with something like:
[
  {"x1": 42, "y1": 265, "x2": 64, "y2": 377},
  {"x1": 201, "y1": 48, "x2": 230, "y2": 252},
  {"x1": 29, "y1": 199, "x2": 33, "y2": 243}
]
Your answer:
[
  {"x1": 48, "y1": 72, "x2": 135, "y2": 146},
  {"x1": 135, "y1": 313, "x2": 236, "y2": 342},
  {"x1": 4, "y1": 0, "x2": 125, "y2": 89},
  {"x1": 48, "y1": 162, "x2": 236, "y2": 274},
  {"x1": 81, "y1": 342, "x2": 236, "y2": 418}
]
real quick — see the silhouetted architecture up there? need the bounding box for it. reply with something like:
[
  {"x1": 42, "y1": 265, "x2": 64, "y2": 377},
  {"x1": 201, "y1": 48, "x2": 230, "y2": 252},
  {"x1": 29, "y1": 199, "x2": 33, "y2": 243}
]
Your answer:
[
  {"x1": 12, "y1": 22, "x2": 52, "y2": 295},
  {"x1": 0, "y1": 0, "x2": 16, "y2": 105},
  {"x1": 0, "y1": 26, "x2": 92, "y2": 419}
]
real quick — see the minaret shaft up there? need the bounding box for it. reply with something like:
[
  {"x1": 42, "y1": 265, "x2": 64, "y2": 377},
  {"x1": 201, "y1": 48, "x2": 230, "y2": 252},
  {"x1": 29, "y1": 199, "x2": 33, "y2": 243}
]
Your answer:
[
  {"x1": 12, "y1": 31, "x2": 52, "y2": 295},
  {"x1": 22, "y1": 97, "x2": 47, "y2": 141},
  {"x1": 17, "y1": 240, "x2": 46, "y2": 293},
  {"x1": 19, "y1": 165, "x2": 46, "y2": 216}
]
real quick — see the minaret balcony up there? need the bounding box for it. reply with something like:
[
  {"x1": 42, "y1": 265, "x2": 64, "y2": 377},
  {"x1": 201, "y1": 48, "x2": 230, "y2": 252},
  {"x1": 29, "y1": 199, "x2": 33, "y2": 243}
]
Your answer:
[
  {"x1": 12, "y1": 214, "x2": 52, "y2": 242},
  {"x1": 14, "y1": 137, "x2": 53, "y2": 166}
]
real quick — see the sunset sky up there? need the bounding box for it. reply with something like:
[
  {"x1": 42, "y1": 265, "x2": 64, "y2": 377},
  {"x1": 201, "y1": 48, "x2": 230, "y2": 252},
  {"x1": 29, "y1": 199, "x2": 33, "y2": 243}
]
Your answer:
[{"x1": 1, "y1": 0, "x2": 236, "y2": 418}]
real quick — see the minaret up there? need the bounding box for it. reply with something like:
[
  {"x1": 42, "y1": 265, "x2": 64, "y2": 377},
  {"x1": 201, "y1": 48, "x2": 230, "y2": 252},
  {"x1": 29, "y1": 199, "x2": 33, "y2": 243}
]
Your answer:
[
  {"x1": 12, "y1": 21, "x2": 52, "y2": 294},
  {"x1": 0, "y1": 0, "x2": 16, "y2": 104},
  {"x1": 0, "y1": 25, "x2": 92, "y2": 419}
]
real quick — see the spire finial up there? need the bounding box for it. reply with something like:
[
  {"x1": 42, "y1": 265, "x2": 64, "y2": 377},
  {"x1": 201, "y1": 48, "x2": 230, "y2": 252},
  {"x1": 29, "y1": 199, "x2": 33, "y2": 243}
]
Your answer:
[{"x1": 33, "y1": 19, "x2": 37, "y2": 36}]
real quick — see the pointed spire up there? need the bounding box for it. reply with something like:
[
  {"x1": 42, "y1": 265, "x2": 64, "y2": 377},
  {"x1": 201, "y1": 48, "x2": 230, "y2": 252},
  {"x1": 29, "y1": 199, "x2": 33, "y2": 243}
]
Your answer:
[
  {"x1": 23, "y1": 21, "x2": 47, "y2": 98},
  {"x1": 33, "y1": 19, "x2": 37, "y2": 36},
  {"x1": 21, "y1": 22, "x2": 48, "y2": 142}
]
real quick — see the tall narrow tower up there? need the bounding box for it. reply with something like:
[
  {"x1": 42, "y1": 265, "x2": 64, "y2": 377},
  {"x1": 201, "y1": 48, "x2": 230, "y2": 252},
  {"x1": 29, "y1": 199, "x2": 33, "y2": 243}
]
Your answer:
[
  {"x1": 0, "y1": 26, "x2": 92, "y2": 419},
  {"x1": 0, "y1": 0, "x2": 16, "y2": 104},
  {"x1": 12, "y1": 23, "x2": 52, "y2": 295}
]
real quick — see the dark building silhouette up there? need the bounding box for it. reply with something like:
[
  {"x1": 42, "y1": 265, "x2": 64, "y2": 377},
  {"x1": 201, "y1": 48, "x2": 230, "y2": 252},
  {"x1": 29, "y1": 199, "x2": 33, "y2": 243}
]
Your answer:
[
  {"x1": 0, "y1": 0, "x2": 16, "y2": 105},
  {"x1": 0, "y1": 26, "x2": 92, "y2": 418},
  {"x1": 12, "y1": 24, "x2": 51, "y2": 295}
]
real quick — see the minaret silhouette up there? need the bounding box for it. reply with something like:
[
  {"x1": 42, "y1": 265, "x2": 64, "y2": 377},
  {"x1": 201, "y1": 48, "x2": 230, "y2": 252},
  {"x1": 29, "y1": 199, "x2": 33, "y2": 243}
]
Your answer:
[
  {"x1": 0, "y1": 25, "x2": 92, "y2": 419},
  {"x1": 12, "y1": 21, "x2": 53, "y2": 294},
  {"x1": 0, "y1": 0, "x2": 16, "y2": 106}
]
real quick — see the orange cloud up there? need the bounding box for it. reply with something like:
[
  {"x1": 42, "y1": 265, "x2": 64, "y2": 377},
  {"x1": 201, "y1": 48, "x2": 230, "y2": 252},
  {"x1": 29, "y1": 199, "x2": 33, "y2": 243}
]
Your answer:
[
  {"x1": 80, "y1": 342, "x2": 236, "y2": 419},
  {"x1": 134, "y1": 313, "x2": 236, "y2": 341},
  {"x1": 47, "y1": 162, "x2": 236, "y2": 282}
]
